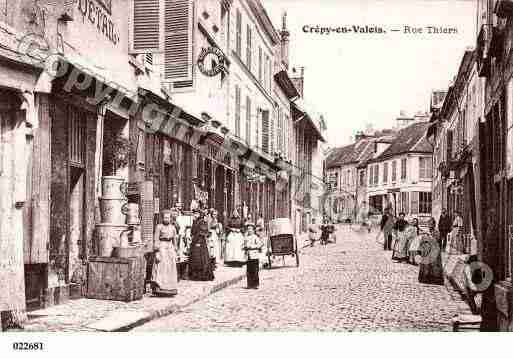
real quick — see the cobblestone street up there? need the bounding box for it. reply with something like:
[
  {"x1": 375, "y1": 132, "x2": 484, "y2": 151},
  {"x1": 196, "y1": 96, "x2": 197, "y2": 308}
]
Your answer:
[{"x1": 135, "y1": 226, "x2": 466, "y2": 331}]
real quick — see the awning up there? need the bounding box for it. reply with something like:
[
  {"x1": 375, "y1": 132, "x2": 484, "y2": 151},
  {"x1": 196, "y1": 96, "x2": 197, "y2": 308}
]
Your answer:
[
  {"x1": 426, "y1": 120, "x2": 438, "y2": 138},
  {"x1": 291, "y1": 100, "x2": 326, "y2": 143},
  {"x1": 274, "y1": 70, "x2": 300, "y2": 99}
]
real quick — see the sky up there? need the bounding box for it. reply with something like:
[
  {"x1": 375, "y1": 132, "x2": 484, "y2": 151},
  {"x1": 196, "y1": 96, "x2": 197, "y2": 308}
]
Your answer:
[{"x1": 263, "y1": 0, "x2": 477, "y2": 147}]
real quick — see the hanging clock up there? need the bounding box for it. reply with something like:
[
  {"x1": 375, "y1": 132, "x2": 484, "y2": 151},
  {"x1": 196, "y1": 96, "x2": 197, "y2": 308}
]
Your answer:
[{"x1": 197, "y1": 47, "x2": 226, "y2": 77}]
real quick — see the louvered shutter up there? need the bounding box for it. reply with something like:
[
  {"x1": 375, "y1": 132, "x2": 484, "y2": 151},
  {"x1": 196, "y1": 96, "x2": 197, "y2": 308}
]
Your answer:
[
  {"x1": 235, "y1": 85, "x2": 241, "y2": 136},
  {"x1": 246, "y1": 96, "x2": 251, "y2": 146},
  {"x1": 246, "y1": 25, "x2": 252, "y2": 71},
  {"x1": 262, "y1": 110, "x2": 269, "y2": 153},
  {"x1": 130, "y1": 0, "x2": 165, "y2": 54},
  {"x1": 164, "y1": 0, "x2": 193, "y2": 83},
  {"x1": 235, "y1": 10, "x2": 242, "y2": 56},
  {"x1": 258, "y1": 47, "x2": 262, "y2": 83}
]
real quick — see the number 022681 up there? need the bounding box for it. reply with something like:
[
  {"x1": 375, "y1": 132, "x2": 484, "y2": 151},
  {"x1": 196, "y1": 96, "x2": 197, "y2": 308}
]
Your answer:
[{"x1": 12, "y1": 342, "x2": 44, "y2": 350}]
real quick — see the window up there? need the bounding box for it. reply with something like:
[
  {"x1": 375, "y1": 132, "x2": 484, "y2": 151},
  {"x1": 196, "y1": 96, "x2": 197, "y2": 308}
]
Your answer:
[
  {"x1": 401, "y1": 158, "x2": 407, "y2": 180},
  {"x1": 446, "y1": 130, "x2": 453, "y2": 160},
  {"x1": 246, "y1": 96, "x2": 251, "y2": 146},
  {"x1": 277, "y1": 108, "x2": 283, "y2": 152},
  {"x1": 369, "y1": 166, "x2": 373, "y2": 186},
  {"x1": 419, "y1": 157, "x2": 432, "y2": 179},
  {"x1": 235, "y1": 85, "x2": 241, "y2": 136},
  {"x1": 392, "y1": 161, "x2": 397, "y2": 182},
  {"x1": 419, "y1": 192, "x2": 432, "y2": 214},
  {"x1": 411, "y1": 191, "x2": 419, "y2": 214},
  {"x1": 401, "y1": 192, "x2": 409, "y2": 214},
  {"x1": 383, "y1": 162, "x2": 388, "y2": 183},
  {"x1": 359, "y1": 170, "x2": 365, "y2": 186},
  {"x1": 246, "y1": 25, "x2": 252, "y2": 71},
  {"x1": 235, "y1": 9, "x2": 242, "y2": 57},
  {"x1": 374, "y1": 164, "x2": 379, "y2": 186},
  {"x1": 258, "y1": 47, "x2": 263, "y2": 83}
]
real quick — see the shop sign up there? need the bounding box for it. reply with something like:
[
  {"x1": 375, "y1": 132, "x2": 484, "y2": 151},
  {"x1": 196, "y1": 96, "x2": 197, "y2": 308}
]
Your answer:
[
  {"x1": 77, "y1": 0, "x2": 120, "y2": 45},
  {"x1": 197, "y1": 47, "x2": 226, "y2": 77}
]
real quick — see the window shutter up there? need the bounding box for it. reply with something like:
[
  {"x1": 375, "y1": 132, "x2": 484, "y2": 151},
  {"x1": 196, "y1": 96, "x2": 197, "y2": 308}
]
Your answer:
[
  {"x1": 258, "y1": 47, "x2": 262, "y2": 83},
  {"x1": 411, "y1": 191, "x2": 419, "y2": 214},
  {"x1": 270, "y1": 109, "x2": 275, "y2": 154},
  {"x1": 246, "y1": 25, "x2": 252, "y2": 71},
  {"x1": 164, "y1": 0, "x2": 193, "y2": 84},
  {"x1": 246, "y1": 96, "x2": 251, "y2": 146},
  {"x1": 130, "y1": 0, "x2": 165, "y2": 54},
  {"x1": 236, "y1": 10, "x2": 242, "y2": 56},
  {"x1": 262, "y1": 110, "x2": 269, "y2": 153},
  {"x1": 235, "y1": 85, "x2": 241, "y2": 136}
]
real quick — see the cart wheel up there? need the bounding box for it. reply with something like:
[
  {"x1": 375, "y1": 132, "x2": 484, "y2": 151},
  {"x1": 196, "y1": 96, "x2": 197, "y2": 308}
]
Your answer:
[
  {"x1": 295, "y1": 250, "x2": 300, "y2": 267},
  {"x1": 267, "y1": 255, "x2": 272, "y2": 269}
]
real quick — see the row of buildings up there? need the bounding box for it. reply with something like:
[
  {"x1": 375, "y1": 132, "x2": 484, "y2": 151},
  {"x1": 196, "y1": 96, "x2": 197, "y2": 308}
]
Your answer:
[
  {"x1": 0, "y1": 0, "x2": 326, "y2": 326},
  {"x1": 427, "y1": 0, "x2": 513, "y2": 332},
  {"x1": 325, "y1": 112, "x2": 434, "y2": 227}
]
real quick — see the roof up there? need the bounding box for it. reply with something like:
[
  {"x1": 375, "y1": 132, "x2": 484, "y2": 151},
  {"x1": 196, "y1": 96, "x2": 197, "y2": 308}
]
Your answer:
[
  {"x1": 370, "y1": 122, "x2": 432, "y2": 162},
  {"x1": 325, "y1": 143, "x2": 357, "y2": 168}
]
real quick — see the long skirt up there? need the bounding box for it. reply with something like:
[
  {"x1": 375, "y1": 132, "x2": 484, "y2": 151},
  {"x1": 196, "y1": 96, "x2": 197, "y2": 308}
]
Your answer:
[
  {"x1": 208, "y1": 230, "x2": 221, "y2": 261},
  {"x1": 418, "y1": 236, "x2": 444, "y2": 285},
  {"x1": 189, "y1": 236, "x2": 215, "y2": 281},
  {"x1": 392, "y1": 234, "x2": 409, "y2": 260},
  {"x1": 151, "y1": 242, "x2": 178, "y2": 296},
  {"x1": 224, "y1": 231, "x2": 246, "y2": 265},
  {"x1": 247, "y1": 259, "x2": 260, "y2": 288}
]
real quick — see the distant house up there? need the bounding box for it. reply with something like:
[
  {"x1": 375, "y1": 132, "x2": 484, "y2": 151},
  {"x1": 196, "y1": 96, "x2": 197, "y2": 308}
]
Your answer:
[{"x1": 365, "y1": 120, "x2": 433, "y2": 223}]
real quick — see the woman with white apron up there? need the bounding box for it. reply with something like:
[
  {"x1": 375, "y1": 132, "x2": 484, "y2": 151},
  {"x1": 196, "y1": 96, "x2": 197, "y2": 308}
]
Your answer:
[{"x1": 224, "y1": 210, "x2": 246, "y2": 266}]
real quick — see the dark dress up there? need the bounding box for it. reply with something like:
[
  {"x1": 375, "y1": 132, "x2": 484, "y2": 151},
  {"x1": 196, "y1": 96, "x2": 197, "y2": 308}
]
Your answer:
[
  {"x1": 188, "y1": 217, "x2": 215, "y2": 281},
  {"x1": 418, "y1": 230, "x2": 444, "y2": 285}
]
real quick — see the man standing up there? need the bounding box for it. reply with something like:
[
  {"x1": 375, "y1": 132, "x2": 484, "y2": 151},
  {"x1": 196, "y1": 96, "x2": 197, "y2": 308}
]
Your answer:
[
  {"x1": 438, "y1": 208, "x2": 452, "y2": 252},
  {"x1": 380, "y1": 207, "x2": 395, "y2": 250}
]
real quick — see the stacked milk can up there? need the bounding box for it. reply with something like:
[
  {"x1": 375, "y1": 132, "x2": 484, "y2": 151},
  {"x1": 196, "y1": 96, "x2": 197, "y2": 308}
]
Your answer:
[{"x1": 96, "y1": 176, "x2": 142, "y2": 257}]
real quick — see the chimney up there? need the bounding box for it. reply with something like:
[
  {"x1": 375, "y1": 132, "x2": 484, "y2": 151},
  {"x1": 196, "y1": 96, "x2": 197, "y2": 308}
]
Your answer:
[{"x1": 280, "y1": 11, "x2": 290, "y2": 70}]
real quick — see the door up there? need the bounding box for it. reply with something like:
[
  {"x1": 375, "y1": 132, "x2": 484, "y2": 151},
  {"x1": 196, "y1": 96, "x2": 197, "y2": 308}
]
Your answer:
[{"x1": 215, "y1": 165, "x2": 225, "y2": 223}]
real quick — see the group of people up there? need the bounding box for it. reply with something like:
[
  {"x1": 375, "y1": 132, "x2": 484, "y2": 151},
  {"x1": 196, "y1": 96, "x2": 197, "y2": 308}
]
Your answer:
[
  {"x1": 380, "y1": 208, "x2": 444, "y2": 285},
  {"x1": 150, "y1": 205, "x2": 267, "y2": 296},
  {"x1": 307, "y1": 218, "x2": 336, "y2": 247}
]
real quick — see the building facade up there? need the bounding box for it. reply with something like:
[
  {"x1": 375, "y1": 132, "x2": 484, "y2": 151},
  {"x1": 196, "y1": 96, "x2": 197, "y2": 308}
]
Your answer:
[{"x1": 0, "y1": 0, "x2": 327, "y2": 324}]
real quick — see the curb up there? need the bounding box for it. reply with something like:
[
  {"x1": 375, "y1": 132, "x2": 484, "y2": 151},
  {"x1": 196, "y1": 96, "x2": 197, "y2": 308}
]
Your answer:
[{"x1": 104, "y1": 271, "x2": 249, "y2": 332}]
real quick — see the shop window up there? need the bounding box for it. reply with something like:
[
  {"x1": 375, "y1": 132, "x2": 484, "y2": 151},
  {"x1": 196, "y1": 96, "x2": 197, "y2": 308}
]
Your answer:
[{"x1": 418, "y1": 192, "x2": 432, "y2": 214}]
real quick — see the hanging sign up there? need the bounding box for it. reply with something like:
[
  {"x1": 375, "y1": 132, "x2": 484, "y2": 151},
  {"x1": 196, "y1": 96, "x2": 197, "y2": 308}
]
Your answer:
[{"x1": 197, "y1": 47, "x2": 226, "y2": 77}]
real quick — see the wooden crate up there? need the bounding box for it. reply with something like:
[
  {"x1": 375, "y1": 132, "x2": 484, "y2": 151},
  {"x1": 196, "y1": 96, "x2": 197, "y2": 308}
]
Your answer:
[{"x1": 86, "y1": 256, "x2": 145, "y2": 302}]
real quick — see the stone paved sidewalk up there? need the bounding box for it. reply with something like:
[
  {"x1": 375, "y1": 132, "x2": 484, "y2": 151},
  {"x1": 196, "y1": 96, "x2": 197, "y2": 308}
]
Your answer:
[{"x1": 16, "y1": 265, "x2": 248, "y2": 332}]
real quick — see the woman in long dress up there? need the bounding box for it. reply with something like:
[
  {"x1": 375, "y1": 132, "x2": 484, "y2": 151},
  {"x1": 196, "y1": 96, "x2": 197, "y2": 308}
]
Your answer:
[
  {"x1": 418, "y1": 217, "x2": 444, "y2": 285},
  {"x1": 408, "y1": 218, "x2": 421, "y2": 264},
  {"x1": 188, "y1": 209, "x2": 215, "y2": 281},
  {"x1": 151, "y1": 210, "x2": 179, "y2": 296},
  {"x1": 224, "y1": 210, "x2": 246, "y2": 266}
]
